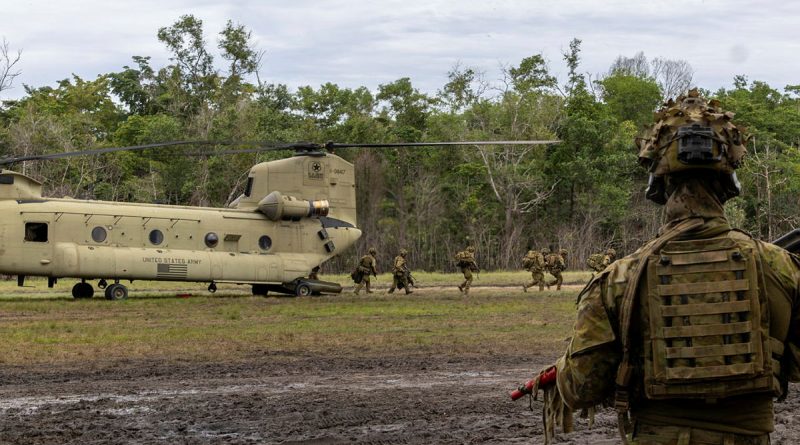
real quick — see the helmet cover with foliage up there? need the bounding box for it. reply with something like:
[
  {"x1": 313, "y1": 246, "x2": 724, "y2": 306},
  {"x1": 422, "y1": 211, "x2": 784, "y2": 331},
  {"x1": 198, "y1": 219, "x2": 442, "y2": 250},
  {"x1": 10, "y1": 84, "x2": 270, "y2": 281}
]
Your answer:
[
  {"x1": 541, "y1": 247, "x2": 551, "y2": 254},
  {"x1": 636, "y1": 89, "x2": 748, "y2": 204},
  {"x1": 368, "y1": 247, "x2": 377, "y2": 255},
  {"x1": 466, "y1": 246, "x2": 475, "y2": 253},
  {"x1": 606, "y1": 247, "x2": 616, "y2": 256},
  {"x1": 559, "y1": 248, "x2": 568, "y2": 256},
  {"x1": 399, "y1": 248, "x2": 408, "y2": 256}
]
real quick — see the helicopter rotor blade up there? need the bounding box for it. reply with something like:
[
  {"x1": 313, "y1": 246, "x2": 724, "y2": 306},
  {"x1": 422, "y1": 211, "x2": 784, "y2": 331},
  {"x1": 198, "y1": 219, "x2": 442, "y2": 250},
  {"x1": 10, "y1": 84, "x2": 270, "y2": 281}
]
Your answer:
[
  {"x1": 194, "y1": 140, "x2": 561, "y2": 156},
  {"x1": 0, "y1": 140, "x2": 318, "y2": 166},
  {"x1": 0, "y1": 140, "x2": 561, "y2": 165},
  {"x1": 327, "y1": 140, "x2": 560, "y2": 149}
]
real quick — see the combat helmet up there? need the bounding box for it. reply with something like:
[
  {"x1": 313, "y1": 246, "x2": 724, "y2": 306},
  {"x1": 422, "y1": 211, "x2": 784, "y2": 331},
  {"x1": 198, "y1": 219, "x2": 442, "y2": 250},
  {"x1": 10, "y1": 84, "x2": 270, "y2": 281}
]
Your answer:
[
  {"x1": 466, "y1": 246, "x2": 475, "y2": 253},
  {"x1": 559, "y1": 248, "x2": 568, "y2": 256},
  {"x1": 606, "y1": 247, "x2": 616, "y2": 257},
  {"x1": 541, "y1": 247, "x2": 551, "y2": 254},
  {"x1": 399, "y1": 248, "x2": 408, "y2": 256},
  {"x1": 368, "y1": 247, "x2": 377, "y2": 255},
  {"x1": 637, "y1": 89, "x2": 748, "y2": 204}
]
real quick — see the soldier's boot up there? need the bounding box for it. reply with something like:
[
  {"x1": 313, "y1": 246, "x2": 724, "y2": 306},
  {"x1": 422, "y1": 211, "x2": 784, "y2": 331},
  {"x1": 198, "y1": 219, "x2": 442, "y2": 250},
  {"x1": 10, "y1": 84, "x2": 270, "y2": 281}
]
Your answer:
[
  {"x1": 522, "y1": 283, "x2": 529, "y2": 292},
  {"x1": 388, "y1": 287, "x2": 395, "y2": 294},
  {"x1": 539, "y1": 283, "x2": 545, "y2": 291},
  {"x1": 405, "y1": 289, "x2": 413, "y2": 295},
  {"x1": 458, "y1": 283, "x2": 464, "y2": 293},
  {"x1": 464, "y1": 287, "x2": 470, "y2": 296},
  {"x1": 354, "y1": 283, "x2": 362, "y2": 295},
  {"x1": 366, "y1": 282, "x2": 374, "y2": 294}
]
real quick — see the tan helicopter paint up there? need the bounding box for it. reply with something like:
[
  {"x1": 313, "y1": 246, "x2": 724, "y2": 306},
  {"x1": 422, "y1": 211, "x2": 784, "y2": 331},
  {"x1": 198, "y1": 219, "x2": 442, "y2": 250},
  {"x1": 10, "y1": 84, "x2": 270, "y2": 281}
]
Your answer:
[{"x1": 0, "y1": 153, "x2": 361, "y2": 296}]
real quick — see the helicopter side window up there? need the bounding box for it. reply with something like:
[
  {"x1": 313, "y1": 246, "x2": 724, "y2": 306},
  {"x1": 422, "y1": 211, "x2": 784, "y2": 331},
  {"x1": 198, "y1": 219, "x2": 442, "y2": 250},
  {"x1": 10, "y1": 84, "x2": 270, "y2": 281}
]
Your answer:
[
  {"x1": 204, "y1": 232, "x2": 219, "y2": 248},
  {"x1": 24, "y1": 222, "x2": 48, "y2": 242},
  {"x1": 244, "y1": 177, "x2": 254, "y2": 197},
  {"x1": 91, "y1": 226, "x2": 107, "y2": 243},
  {"x1": 149, "y1": 229, "x2": 164, "y2": 245},
  {"x1": 0, "y1": 174, "x2": 14, "y2": 184},
  {"x1": 258, "y1": 235, "x2": 272, "y2": 251}
]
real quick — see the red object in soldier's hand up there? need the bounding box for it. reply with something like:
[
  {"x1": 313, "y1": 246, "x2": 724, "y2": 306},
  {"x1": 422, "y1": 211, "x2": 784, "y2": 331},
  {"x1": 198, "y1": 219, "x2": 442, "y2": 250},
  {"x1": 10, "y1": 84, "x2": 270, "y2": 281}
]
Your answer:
[{"x1": 510, "y1": 366, "x2": 557, "y2": 401}]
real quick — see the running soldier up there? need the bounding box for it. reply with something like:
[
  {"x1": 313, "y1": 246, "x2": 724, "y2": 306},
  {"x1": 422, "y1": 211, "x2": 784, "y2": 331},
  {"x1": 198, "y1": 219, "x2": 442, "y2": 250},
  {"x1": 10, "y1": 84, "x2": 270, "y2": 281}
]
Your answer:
[
  {"x1": 388, "y1": 248, "x2": 412, "y2": 295},
  {"x1": 522, "y1": 248, "x2": 546, "y2": 292},
  {"x1": 454, "y1": 246, "x2": 479, "y2": 295},
  {"x1": 546, "y1": 249, "x2": 567, "y2": 290},
  {"x1": 353, "y1": 247, "x2": 378, "y2": 295}
]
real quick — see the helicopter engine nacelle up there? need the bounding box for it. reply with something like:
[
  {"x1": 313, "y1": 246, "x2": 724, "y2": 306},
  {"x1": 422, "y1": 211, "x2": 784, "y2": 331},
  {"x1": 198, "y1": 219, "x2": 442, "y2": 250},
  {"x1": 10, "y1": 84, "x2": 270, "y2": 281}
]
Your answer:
[{"x1": 258, "y1": 191, "x2": 329, "y2": 221}]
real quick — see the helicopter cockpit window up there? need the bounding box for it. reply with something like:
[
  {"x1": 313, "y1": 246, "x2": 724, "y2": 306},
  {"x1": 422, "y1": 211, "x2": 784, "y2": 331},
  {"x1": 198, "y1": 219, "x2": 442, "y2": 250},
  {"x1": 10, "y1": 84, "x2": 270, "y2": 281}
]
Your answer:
[
  {"x1": 204, "y1": 232, "x2": 219, "y2": 248},
  {"x1": 244, "y1": 177, "x2": 254, "y2": 197},
  {"x1": 149, "y1": 229, "x2": 164, "y2": 245},
  {"x1": 24, "y1": 222, "x2": 48, "y2": 242},
  {"x1": 91, "y1": 226, "x2": 107, "y2": 243},
  {"x1": 258, "y1": 235, "x2": 272, "y2": 251}
]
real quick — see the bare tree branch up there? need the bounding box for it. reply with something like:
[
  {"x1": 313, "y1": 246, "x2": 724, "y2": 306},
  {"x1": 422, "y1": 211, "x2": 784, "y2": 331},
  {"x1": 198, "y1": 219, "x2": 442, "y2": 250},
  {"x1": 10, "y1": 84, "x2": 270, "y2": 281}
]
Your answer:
[{"x1": 0, "y1": 37, "x2": 22, "y2": 97}]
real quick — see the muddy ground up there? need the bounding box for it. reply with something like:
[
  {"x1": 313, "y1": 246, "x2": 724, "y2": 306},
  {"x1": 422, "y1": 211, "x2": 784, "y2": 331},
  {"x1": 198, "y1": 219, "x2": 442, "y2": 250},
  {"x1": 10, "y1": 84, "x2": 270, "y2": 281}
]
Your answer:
[{"x1": 1, "y1": 354, "x2": 799, "y2": 445}]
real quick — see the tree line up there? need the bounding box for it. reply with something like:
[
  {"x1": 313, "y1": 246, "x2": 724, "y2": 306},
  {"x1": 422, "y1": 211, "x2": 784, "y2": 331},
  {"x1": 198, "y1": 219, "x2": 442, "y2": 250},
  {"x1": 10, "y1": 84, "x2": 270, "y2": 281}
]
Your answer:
[{"x1": 1, "y1": 16, "x2": 799, "y2": 272}]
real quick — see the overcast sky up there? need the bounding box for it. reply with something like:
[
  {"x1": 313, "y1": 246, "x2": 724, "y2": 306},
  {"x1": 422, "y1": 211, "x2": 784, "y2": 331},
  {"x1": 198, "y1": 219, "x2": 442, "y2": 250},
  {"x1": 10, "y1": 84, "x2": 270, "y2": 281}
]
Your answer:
[{"x1": 1, "y1": 0, "x2": 798, "y2": 101}]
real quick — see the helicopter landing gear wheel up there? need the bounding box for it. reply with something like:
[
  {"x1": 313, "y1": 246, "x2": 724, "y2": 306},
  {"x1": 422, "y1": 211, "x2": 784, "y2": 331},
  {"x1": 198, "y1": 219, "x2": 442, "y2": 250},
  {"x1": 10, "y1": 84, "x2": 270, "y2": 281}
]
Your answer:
[
  {"x1": 72, "y1": 282, "x2": 94, "y2": 299},
  {"x1": 252, "y1": 284, "x2": 268, "y2": 297},
  {"x1": 295, "y1": 282, "x2": 312, "y2": 297},
  {"x1": 105, "y1": 283, "x2": 128, "y2": 300}
]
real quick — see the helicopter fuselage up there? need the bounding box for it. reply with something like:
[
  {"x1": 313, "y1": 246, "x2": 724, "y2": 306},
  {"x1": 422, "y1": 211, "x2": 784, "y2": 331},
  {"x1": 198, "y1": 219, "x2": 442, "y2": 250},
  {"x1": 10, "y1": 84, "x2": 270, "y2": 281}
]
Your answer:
[{"x1": 0, "y1": 152, "x2": 361, "y2": 298}]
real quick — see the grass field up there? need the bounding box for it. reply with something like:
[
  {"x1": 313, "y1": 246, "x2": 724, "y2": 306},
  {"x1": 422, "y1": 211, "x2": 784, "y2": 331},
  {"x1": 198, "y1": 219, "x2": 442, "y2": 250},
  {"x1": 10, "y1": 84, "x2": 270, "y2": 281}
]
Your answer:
[{"x1": 0, "y1": 272, "x2": 584, "y2": 366}]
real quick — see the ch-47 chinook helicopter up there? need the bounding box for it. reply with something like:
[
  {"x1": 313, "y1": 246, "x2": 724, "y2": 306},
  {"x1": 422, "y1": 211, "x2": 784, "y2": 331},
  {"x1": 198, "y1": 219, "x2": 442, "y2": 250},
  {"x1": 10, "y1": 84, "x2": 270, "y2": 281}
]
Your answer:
[{"x1": 0, "y1": 140, "x2": 557, "y2": 300}]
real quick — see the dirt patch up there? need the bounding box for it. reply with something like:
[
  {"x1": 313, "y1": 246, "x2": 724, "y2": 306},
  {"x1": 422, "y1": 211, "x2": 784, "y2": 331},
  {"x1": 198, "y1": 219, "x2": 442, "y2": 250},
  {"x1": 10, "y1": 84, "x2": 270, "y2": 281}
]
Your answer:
[{"x1": 2, "y1": 355, "x2": 799, "y2": 444}]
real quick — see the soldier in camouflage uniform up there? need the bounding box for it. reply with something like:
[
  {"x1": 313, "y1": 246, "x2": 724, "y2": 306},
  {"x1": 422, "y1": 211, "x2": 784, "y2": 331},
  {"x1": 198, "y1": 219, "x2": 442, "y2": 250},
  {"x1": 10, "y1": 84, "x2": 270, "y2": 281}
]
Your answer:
[
  {"x1": 353, "y1": 247, "x2": 378, "y2": 295},
  {"x1": 546, "y1": 249, "x2": 567, "y2": 290},
  {"x1": 455, "y1": 246, "x2": 479, "y2": 295},
  {"x1": 388, "y1": 248, "x2": 412, "y2": 295},
  {"x1": 522, "y1": 247, "x2": 546, "y2": 292},
  {"x1": 528, "y1": 90, "x2": 800, "y2": 444}
]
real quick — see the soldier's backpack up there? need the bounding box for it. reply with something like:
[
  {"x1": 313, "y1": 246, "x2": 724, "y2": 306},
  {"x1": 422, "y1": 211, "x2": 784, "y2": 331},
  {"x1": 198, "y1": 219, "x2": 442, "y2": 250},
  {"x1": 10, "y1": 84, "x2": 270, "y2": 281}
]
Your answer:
[
  {"x1": 454, "y1": 251, "x2": 471, "y2": 268},
  {"x1": 586, "y1": 253, "x2": 604, "y2": 271},
  {"x1": 522, "y1": 255, "x2": 534, "y2": 269}
]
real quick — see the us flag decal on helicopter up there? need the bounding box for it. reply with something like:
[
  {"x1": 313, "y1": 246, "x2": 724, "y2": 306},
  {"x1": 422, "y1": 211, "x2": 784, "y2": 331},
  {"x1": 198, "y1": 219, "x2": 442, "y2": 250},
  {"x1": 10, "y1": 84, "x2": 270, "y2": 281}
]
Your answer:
[{"x1": 157, "y1": 263, "x2": 188, "y2": 279}]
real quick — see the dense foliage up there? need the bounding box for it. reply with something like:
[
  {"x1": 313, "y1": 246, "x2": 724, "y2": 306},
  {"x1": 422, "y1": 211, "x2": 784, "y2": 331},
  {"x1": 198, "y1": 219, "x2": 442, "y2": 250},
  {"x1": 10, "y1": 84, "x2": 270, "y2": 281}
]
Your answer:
[{"x1": 1, "y1": 17, "x2": 798, "y2": 272}]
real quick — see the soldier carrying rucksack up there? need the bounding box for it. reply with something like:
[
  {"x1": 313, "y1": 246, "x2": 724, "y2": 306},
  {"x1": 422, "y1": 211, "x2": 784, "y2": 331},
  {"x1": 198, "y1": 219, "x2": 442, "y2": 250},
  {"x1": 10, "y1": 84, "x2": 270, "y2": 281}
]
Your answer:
[
  {"x1": 546, "y1": 249, "x2": 567, "y2": 290},
  {"x1": 522, "y1": 248, "x2": 546, "y2": 292},
  {"x1": 352, "y1": 247, "x2": 378, "y2": 295},
  {"x1": 454, "y1": 246, "x2": 479, "y2": 295}
]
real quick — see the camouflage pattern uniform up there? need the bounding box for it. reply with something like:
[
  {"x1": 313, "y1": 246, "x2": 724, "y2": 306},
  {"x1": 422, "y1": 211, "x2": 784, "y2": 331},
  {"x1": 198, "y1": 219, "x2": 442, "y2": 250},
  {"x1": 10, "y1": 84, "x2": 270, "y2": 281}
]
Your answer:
[
  {"x1": 546, "y1": 249, "x2": 567, "y2": 290},
  {"x1": 388, "y1": 248, "x2": 412, "y2": 295},
  {"x1": 354, "y1": 247, "x2": 378, "y2": 295},
  {"x1": 522, "y1": 248, "x2": 546, "y2": 292},
  {"x1": 547, "y1": 91, "x2": 800, "y2": 444},
  {"x1": 455, "y1": 246, "x2": 479, "y2": 296}
]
